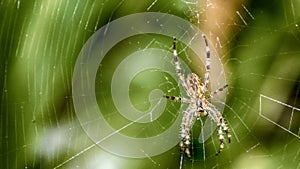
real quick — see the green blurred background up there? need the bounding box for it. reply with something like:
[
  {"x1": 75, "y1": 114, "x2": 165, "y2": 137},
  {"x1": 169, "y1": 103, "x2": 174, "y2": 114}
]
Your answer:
[{"x1": 1, "y1": 0, "x2": 300, "y2": 168}]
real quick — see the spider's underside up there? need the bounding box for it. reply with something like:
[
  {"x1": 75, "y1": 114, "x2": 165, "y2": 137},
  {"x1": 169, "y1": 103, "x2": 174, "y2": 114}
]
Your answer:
[{"x1": 164, "y1": 35, "x2": 231, "y2": 163}]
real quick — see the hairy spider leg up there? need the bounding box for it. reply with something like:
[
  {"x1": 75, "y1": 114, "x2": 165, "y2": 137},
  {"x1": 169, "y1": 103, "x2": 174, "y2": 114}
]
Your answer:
[
  {"x1": 173, "y1": 38, "x2": 189, "y2": 92},
  {"x1": 208, "y1": 84, "x2": 232, "y2": 146},
  {"x1": 202, "y1": 34, "x2": 211, "y2": 91},
  {"x1": 217, "y1": 122, "x2": 225, "y2": 155},
  {"x1": 163, "y1": 95, "x2": 190, "y2": 103},
  {"x1": 202, "y1": 35, "x2": 231, "y2": 154},
  {"x1": 173, "y1": 37, "x2": 194, "y2": 161},
  {"x1": 207, "y1": 103, "x2": 231, "y2": 155},
  {"x1": 180, "y1": 107, "x2": 195, "y2": 160},
  {"x1": 221, "y1": 118, "x2": 231, "y2": 144},
  {"x1": 216, "y1": 117, "x2": 231, "y2": 155},
  {"x1": 212, "y1": 84, "x2": 229, "y2": 95}
]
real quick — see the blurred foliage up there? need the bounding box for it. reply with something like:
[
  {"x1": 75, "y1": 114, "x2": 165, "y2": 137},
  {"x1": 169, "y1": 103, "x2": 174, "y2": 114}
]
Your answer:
[{"x1": 1, "y1": 0, "x2": 300, "y2": 169}]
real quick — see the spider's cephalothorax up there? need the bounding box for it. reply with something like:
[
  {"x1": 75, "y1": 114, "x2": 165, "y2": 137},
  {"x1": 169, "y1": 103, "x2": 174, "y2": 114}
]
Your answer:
[
  {"x1": 164, "y1": 35, "x2": 231, "y2": 164},
  {"x1": 186, "y1": 73, "x2": 208, "y2": 116}
]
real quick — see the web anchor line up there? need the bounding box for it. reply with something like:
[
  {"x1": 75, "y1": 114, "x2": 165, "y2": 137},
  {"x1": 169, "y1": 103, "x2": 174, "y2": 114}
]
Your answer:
[
  {"x1": 259, "y1": 94, "x2": 300, "y2": 139},
  {"x1": 54, "y1": 98, "x2": 163, "y2": 168}
]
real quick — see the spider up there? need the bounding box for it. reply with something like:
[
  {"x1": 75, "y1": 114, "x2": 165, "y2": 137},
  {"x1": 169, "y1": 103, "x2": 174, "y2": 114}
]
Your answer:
[{"x1": 163, "y1": 34, "x2": 231, "y2": 162}]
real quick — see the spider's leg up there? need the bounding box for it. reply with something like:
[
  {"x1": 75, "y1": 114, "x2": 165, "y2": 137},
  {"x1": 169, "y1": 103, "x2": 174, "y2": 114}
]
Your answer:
[
  {"x1": 210, "y1": 104, "x2": 231, "y2": 143},
  {"x1": 163, "y1": 95, "x2": 190, "y2": 103},
  {"x1": 202, "y1": 34, "x2": 211, "y2": 90},
  {"x1": 216, "y1": 118, "x2": 232, "y2": 155},
  {"x1": 211, "y1": 84, "x2": 229, "y2": 95},
  {"x1": 216, "y1": 122, "x2": 225, "y2": 155},
  {"x1": 181, "y1": 136, "x2": 192, "y2": 159},
  {"x1": 206, "y1": 103, "x2": 230, "y2": 155},
  {"x1": 180, "y1": 107, "x2": 194, "y2": 160},
  {"x1": 179, "y1": 152, "x2": 184, "y2": 169},
  {"x1": 221, "y1": 118, "x2": 231, "y2": 143},
  {"x1": 173, "y1": 38, "x2": 188, "y2": 91}
]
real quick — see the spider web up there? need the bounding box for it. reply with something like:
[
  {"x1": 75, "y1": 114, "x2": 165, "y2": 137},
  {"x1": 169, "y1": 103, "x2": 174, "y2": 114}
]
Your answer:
[{"x1": 1, "y1": 0, "x2": 300, "y2": 169}]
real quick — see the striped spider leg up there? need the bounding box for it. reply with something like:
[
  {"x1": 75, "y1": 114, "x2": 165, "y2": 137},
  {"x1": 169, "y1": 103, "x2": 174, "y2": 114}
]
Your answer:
[{"x1": 164, "y1": 35, "x2": 231, "y2": 166}]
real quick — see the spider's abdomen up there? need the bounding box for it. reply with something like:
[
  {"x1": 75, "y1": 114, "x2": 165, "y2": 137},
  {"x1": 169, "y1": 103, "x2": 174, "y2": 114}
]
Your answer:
[{"x1": 186, "y1": 73, "x2": 204, "y2": 96}]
